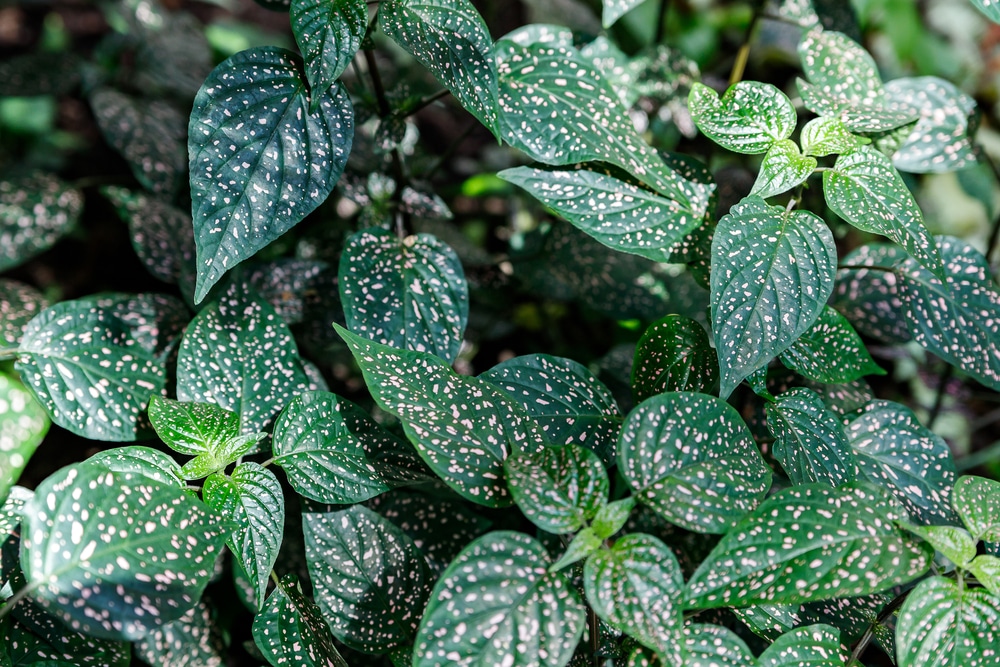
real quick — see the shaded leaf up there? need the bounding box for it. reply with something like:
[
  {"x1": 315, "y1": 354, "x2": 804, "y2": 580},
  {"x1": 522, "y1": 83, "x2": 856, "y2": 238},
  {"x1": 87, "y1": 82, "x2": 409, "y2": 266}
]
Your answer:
[
  {"x1": 757, "y1": 623, "x2": 846, "y2": 667},
  {"x1": 245, "y1": 258, "x2": 334, "y2": 326},
  {"x1": 953, "y1": 476, "x2": 1000, "y2": 543},
  {"x1": 831, "y1": 243, "x2": 912, "y2": 344},
  {"x1": 0, "y1": 172, "x2": 82, "y2": 272},
  {"x1": 799, "y1": 116, "x2": 867, "y2": 157},
  {"x1": 767, "y1": 387, "x2": 857, "y2": 487},
  {"x1": 779, "y1": 306, "x2": 884, "y2": 383},
  {"x1": 134, "y1": 602, "x2": 224, "y2": 667},
  {"x1": 0, "y1": 373, "x2": 48, "y2": 503},
  {"x1": 253, "y1": 574, "x2": 349, "y2": 667},
  {"x1": 291, "y1": 0, "x2": 367, "y2": 102},
  {"x1": 0, "y1": 51, "x2": 81, "y2": 97},
  {"x1": 681, "y1": 623, "x2": 757, "y2": 667},
  {"x1": 750, "y1": 139, "x2": 817, "y2": 199},
  {"x1": 631, "y1": 315, "x2": 718, "y2": 401},
  {"x1": 0, "y1": 279, "x2": 48, "y2": 349},
  {"x1": 884, "y1": 76, "x2": 977, "y2": 173},
  {"x1": 602, "y1": 0, "x2": 644, "y2": 27},
  {"x1": 2, "y1": 613, "x2": 128, "y2": 666}
]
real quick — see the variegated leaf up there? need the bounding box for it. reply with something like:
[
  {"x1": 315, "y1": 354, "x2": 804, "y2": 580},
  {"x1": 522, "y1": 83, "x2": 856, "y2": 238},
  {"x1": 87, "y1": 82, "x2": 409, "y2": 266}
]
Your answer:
[{"x1": 767, "y1": 387, "x2": 857, "y2": 487}]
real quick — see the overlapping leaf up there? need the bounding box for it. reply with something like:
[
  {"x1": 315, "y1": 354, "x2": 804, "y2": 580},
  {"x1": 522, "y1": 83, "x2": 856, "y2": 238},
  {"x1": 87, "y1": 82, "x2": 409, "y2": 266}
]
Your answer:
[
  {"x1": 688, "y1": 81, "x2": 797, "y2": 154},
  {"x1": 336, "y1": 325, "x2": 546, "y2": 507},
  {"x1": 953, "y1": 476, "x2": 1000, "y2": 543},
  {"x1": 246, "y1": 258, "x2": 334, "y2": 326},
  {"x1": 0, "y1": 373, "x2": 48, "y2": 502},
  {"x1": 758, "y1": 624, "x2": 846, "y2": 666},
  {"x1": 618, "y1": 392, "x2": 772, "y2": 533},
  {"x1": 799, "y1": 116, "x2": 867, "y2": 157},
  {"x1": 632, "y1": 315, "x2": 718, "y2": 400},
  {"x1": 21, "y1": 462, "x2": 230, "y2": 640},
  {"x1": 602, "y1": 0, "x2": 644, "y2": 27},
  {"x1": 831, "y1": 244, "x2": 912, "y2": 344},
  {"x1": 0, "y1": 172, "x2": 82, "y2": 272},
  {"x1": 767, "y1": 387, "x2": 857, "y2": 487},
  {"x1": 84, "y1": 446, "x2": 184, "y2": 488},
  {"x1": 339, "y1": 228, "x2": 468, "y2": 363},
  {"x1": 750, "y1": 139, "x2": 817, "y2": 199},
  {"x1": 2, "y1": 613, "x2": 129, "y2": 666},
  {"x1": 253, "y1": 574, "x2": 348, "y2": 667},
  {"x1": 780, "y1": 306, "x2": 884, "y2": 383},
  {"x1": 905, "y1": 524, "x2": 976, "y2": 567},
  {"x1": 711, "y1": 196, "x2": 837, "y2": 398},
  {"x1": 291, "y1": 0, "x2": 367, "y2": 103},
  {"x1": 681, "y1": 624, "x2": 757, "y2": 667},
  {"x1": 189, "y1": 47, "x2": 353, "y2": 302},
  {"x1": 148, "y1": 395, "x2": 239, "y2": 455},
  {"x1": 684, "y1": 483, "x2": 933, "y2": 609},
  {"x1": 884, "y1": 76, "x2": 977, "y2": 173},
  {"x1": 304, "y1": 505, "x2": 430, "y2": 653},
  {"x1": 134, "y1": 602, "x2": 224, "y2": 667},
  {"x1": 0, "y1": 279, "x2": 48, "y2": 348},
  {"x1": 413, "y1": 531, "x2": 585, "y2": 667}
]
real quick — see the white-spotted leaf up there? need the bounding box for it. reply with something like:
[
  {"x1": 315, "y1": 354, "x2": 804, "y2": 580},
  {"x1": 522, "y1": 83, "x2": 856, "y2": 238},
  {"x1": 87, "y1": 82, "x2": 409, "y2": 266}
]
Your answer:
[
  {"x1": 683, "y1": 482, "x2": 933, "y2": 609},
  {"x1": 252, "y1": 574, "x2": 349, "y2": 667},
  {"x1": 134, "y1": 602, "x2": 224, "y2": 667},
  {"x1": 799, "y1": 116, "x2": 868, "y2": 157},
  {"x1": 970, "y1": 0, "x2": 1000, "y2": 23},
  {"x1": 631, "y1": 315, "x2": 719, "y2": 401},
  {"x1": 2, "y1": 612, "x2": 129, "y2": 666},
  {"x1": 750, "y1": 139, "x2": 817, "y2": 199},
  {"x1": 413, "y1": 531, "x2": 586, "y2": 667},
  {"x1": 832, "y1": 243, "x2": 912, "y2": 344},
  {"x1": 84, "y1": 446, "x2": 184, "y2": 489},
  {"x1": 681, "y1": 623, "x2": 757, "y2": 667},
  {"x1": 504, "y1": 444, "x2": 609, "y2": 534},
  {"x1": 189, "y1": 47, "x2": 353, "y2": 302},
  {"x1": 304, "y1": 504, "x2": 431, "y2": 653},
  {"x1": 779, "y1": 306, "x2": 884, "y2": 383},
  {"x1": 0, "y1": 279, "x2": 48, "y2": 349},
  {"x1": 767, "y1": 387, "x2": 858, "y2": 487},
  {"x1": 0, "y1": 373, "x2": 48, "y2": 502},
  {"x1": 618, "y1": 392, "x2": 772, "y2": 533},
  {"x1": 884, "y1": 76, "x2": 977, "y2": 173},
  {"x1": 290, "y1": 0, "x2": 367, "y2": 104},
  {"x1": 688, "y1": 81, "x2": 796, "y2": 154},
  {"x1": 0, "y1": 172, "x2": 82, "y2": 272},
  {"x1": 905, "y1": 524, "x2": 977, "y2": 567},
  {"x1": 953, "y1": 476, "x2": 1000, "y2": 543},
  {"x1": 967, "y1": 555, "x2": 1000, "y2": 598},
  {"x1": 711, "y1": 196, "x2": 837, "y2": 398},
  {"x1": 602, "y1": 0, "x2": 644, "y2": 27},
  {"x1": 20, "y1": 462, "x2": 230, "y2": 640},
  {"x1": 339, "y1": 228, "x2": 468, "y2": 363},
  {"x1": 757, "y1": 623, "x2": 846, "y2": 667},
  {"x1": 148, "y1": 395, "x2": 239, "y2": 457}
]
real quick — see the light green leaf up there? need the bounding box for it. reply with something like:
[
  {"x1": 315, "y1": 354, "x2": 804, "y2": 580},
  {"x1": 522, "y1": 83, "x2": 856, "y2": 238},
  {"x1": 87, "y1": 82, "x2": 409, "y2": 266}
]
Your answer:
[
  {"x1": 905, "y1": 524, "x2": 976, "y2": 567},
  {"x1": 0, "y1": 373, "x2": 48, "y2": 502},
  {"x1": 0, "y1": 279, "x2": 48, "y2": 349},
  {"x1": 290, "y1": 0, "x2": 366, "y2": 103},
  {"x1": 0, "y1": 172, "x2": 82, "y2": 272},
  {"x1": 966, "y1": 555, "x2": 1000, "y2": 598},
  {"x1": 779, "y1": 306, "x2": 885, "y2": 383},
  {"x1": 845, "y1": 400, "x2": 958, "y2": 525},
  {"x1": 176, "y1": 282, "x2": 312, "y2": 445},
  {"x1": 379, "y1": 0, "x2": 499, "y2": 136},
  {"x1": 414, "y1": 531, "x2": 586, "y2": 667},
  {"x1": 584, "y1": 533, "x2": 684, "y2": 657},
  {"x1": 953, "y1": 476, "x2": 1000, "y2": 543},
  {"x1": 550, "y1": 527, "x2": 602, "y2": 572},
  {"x1": 148, "y1": 395, "x2": 239, "y2": 457},
  {"x1": 134, "y1": 602, "x2": 224, "y2": 667},
  {"x1": 204, "y1": 462, "x2": 283, "y2": 610},
  {"x1": 339, "y1": 228, "x2": 468, "y2": 363},
  {"x1": 179, "y1": 432, "x2": 264, "y2": 480},
  {"x1": 90, "y1": 88, "x2": 188, "y2": 197},
  {"x1": 681, "y1": 623, "x2": 757, "y2": 667},
  {"x1": 631, "y1": 315, "x2": 718, "y2": 401},
  {"x1": 884, "y1": 76, "x2": 977, "y2": 173},
  {"x1": 304, "y1": 504, "x2": 431, "y2": 653},
  {"x1": 591, "y1": 496, "x2": 635, "y2": 540},
  {"x1": 21, "y1": 462, "x2": 230, "y2": 640},
  {"x1": 758, "y1": 624, "x2": 846, "y2": 667},
  {"x1": 823, "y1": 146, "x2": 943, "y2": 279},
  {"x1": 336, "y1": 324, "x2": 546, "y2": 507},
  {"x1": 504, "y1": 444, "x2": 609, "y2": 534},
  {"x1": 799, "y1": 116, "x2": 868, "y2": 157},
  {"x1": 189, "y1": 46, "x2": 353, "y2": 302},
  {"x1": 766, "y1": 387, "x2": 857, "y2": 487},
  {"x1": 84, "y1": 446, "x2": 184, "y2": 488},
  {"x1": 970, "y1": 0, "x2": 1000, "y2": 23},
  {"x1": 618, "y1": 392, "x2": 772, "y2": 533},
  {"x1": 711, "y1": 196, "x2": 837, "y2": 398},
  {"x1": 896, "y1": 576, "x2": 1000, "y2": 667},
  {"x1": 15, "y1": 299, "x2": 167, "y2": 441},
  {"x1": 750, "y1": 139, "x2": 817, "y2": 199},
  {"x1": 602, "y1": 0, "x2": 644, "y2": 27},
  {"x1": 683, "y1": 482, "x2": 933, "y2": 609},
  {"x1": 688, "y1": 81, "x2": 796, "y2": 154},
  {"x1": 482, "y1": 353, "x2": 621, "y2": 463},
  {"x1": 253, "y1": 574, "x2": 349, "y2": 667}
]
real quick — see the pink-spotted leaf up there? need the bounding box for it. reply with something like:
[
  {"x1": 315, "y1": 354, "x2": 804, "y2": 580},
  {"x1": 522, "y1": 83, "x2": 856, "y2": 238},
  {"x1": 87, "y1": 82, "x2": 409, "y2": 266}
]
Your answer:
[
  {"x1": 681, "y1": 623, "x2": 757, "y2": 667},
  {"x1": 245, "y1": 258, "x2": 334, "y2": 326},
  {"x1": 304, "y1": 504, "x2": 431, "y2": 653},
  {"x1": 134, "y1": 602, "x2": 224, "y2": 667},
  {"x1": 632, "y1": 315, "x2": 719, "y2": 402},
  {"x1": 0, "y1": 172, "x2": 82, "y2": 272},
  {"x1": 779, "y1": 306, "x2": 885, "y2": 383},
  {"x1": 20, "y1": 462, "x2": 230, "y2": 640},
  {"x1": 617, "y1": 392, "x2": 772, "y2": 534},
  {"x1": 189, "y1": 47, "x2": 353, "y2": 302},
  {"x1": 339, "y1": 228, "x2": 468, "y2": 363},
  {"x1": 252, "y1": 574, "x2": 348, "y2": 667},
  {"x1": 884, "y1": 76, "x2": 977, "y2": 173},
  {"x1": 0, "y1": 373, "x2": 48, "y2": 503},
  {"x1": 750, "y1": 139, "x2": 817, "y2": 199},
  {"x1": 688, "y1": 81, "x2": 797, "y2": 154},
  {"x1": 290, "y1": 0, "x2": 366, "y2": 104},
  {"x1": 413, "y1": 531, "x2": 585, "y2": 667},
  {"x1": 953, "y1": 476, "x2": 1000, "y2": 543},
  {"x1": 683, "y1": 482, "x2": 933, "y2": 609},
  {"x1": 711, "y1": 196, "x2": 837, "y2": 398},
  {"x1": 757, "y1": 623, "x2": 846, "y2": 667},
  {"x1": 0, "y1": 279, "x2": 48, "y2": 349}
]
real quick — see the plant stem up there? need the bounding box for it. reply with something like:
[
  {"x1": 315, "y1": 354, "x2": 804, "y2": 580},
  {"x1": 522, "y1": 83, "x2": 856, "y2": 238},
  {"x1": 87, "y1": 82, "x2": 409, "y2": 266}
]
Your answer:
[
  {"x1": 976, "y1": 146, "x2": 1000, "y2": 263},
  {"x1": 729, "y1": 2, "x2": 763, "y2": 86},
  {"x1": 653, "y1": 0, "x2": 670, "y2": 46},
  {"x1": 363, "y1": 47, "x2": 409, "y2": 231},
  {"x1": 846, "y1": 588, "x2": 913, "y2": 667},
  {"x1": 926, "y1": 364, "x2": 954, "y2": 430},
  {"x1": 955, "y1": 438, "x2": 1000, "y2": 472},
  {"x1": 423, "y1": 121, "x2": 475, "y2": 181},
  {"x1": 403, "y1": 88, "x2": 451, "y2": 118},
  {"x1": 588, "y1": 606, "x2": 600, "y2": 667},
  {"x1": 0, "y1": 348, "x2": 21, "y2": 362},
  {"x1": 0, "y1": 583, "x2": 37, "y2": 621}
]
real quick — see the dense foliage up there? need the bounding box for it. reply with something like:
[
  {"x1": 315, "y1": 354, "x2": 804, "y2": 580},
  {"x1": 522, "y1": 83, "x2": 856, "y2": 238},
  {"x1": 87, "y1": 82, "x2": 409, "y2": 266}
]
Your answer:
[{"x1": 1, "y1": 0, "x2": 1000, "y2": 665}]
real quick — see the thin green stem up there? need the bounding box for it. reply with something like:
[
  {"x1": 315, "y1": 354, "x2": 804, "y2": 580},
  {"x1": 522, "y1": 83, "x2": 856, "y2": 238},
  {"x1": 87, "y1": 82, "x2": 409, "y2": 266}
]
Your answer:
[
  {"x1": 846, "y1": 589, "x2": 912, "y2": 667},
  {"x1": 402, "y1": 88, "x2": 451, "y2": 118},
  {"x1": 0, "y1": 348, "x2": 21, "y2": 362},
  {"x1": 0, "y1": 582, "x2": 39, "y2": 621},
  {"x1": 926, "y1": 364, "x2": 954, "y2": 430}
]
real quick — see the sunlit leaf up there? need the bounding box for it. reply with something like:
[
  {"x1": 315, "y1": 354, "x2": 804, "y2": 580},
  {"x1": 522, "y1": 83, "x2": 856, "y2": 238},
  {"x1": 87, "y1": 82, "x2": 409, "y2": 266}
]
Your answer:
[
  {"x1": 0, "y1": 373, "x2": 48, "y2": 502},
  {"x1": 631, "y1": 315, "x2": 718, "y2": 401},
  {"x1": 884, "y1": 76, "x2": 977, "y2": 173},
  {"x1": 84, "y1": 446, "x2": 184, "y2": 488},
  {"x1": 799, "y1": 116, "x2": 867, "y2": 157},
  {"x1": 290, "y1": 0, "x2": 367, "y2": 102},
  {"x1": 766, "y1": 387, "x2": 857, "y2": 487},
  {"x1": 134, "y1": 602, "x2": 224, "y2": 667},
  {"x1": 750, "y1": 139, "x2": 817, "y2": 199},
  {"x1": 253, "y1": 574, "x2": 349, "y2": 667},
  {"x1": 966, "y1": 555, "x2": 1000, "y2": 598},
  {"x1": 905, "y1": 524, "x2": 976, "y2": 567},
  {"x1": 953, "y1": 476, "x2": 1000, "y2": 543},
  {"x1": 779, "y1": 306, "x2": 884, "y2": 383},
  {"x1": 0, "y1": 172, "x2": 82, "y2": 272},
  {"x1": 148, "y1": 395, "x2": 239, "y2": 457},
  {"x1": 688, "y1": 81, "x2": 796, "y2": 154},
  {"x1": 757, "y1": 623, "x2": 846, "y2": 667}
]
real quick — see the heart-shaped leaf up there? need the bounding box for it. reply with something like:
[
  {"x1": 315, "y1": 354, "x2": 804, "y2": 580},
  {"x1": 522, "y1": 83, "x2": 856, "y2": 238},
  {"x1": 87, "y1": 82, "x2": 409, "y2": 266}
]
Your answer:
[
  {"x1": 20, "y1": 462, "x2": 230, "y2": 640},
  {"x1": 758, "y1": 624, "x2": 846, "y2": 667},
  {"x1": 735, "y1": 594, "x2": 890, "y2": 646},
  {"x1": 896, "y1": 576, "x2": 1000, "y2": 667},
  {"x1": 681, "y1": 624, "x2": 757, "y2": 667},
  {"x1": 504, "y1": 444, "x2": 609, "y2": 534},
  {"x1": 290, "y1": 0, "x2": 367, "y2": 103},
  {"x1": 583, "y1": 533, "x2": 684, "y2": 657},
  {"x1": 688, "y1": 81, "x2": 797, "y2": 154},
  {"x1": 799, "y1": 116, "x2": 868, "y2": 157},
  {"x1": 0, "y1": 279, "x2": 48, "y2": 349},
  {"x1": 134, "y1": 602, "x2": 224, "y2": 667},
  {"x1": 339, "y1": 228, "x2": 468, "y2": 363},
  {"x1": 189, "y1": 46, "x2": 353, "y2": 302},
  {"x1": 832, "y1": 243, "x2": 912, "y2": 344},
  {"x1": 337, "y1": 324, "x2": 546, "y2": 507},
  {"x1": 884, "y1": 76, "x2": 977, "y2": 173},
  {"x1": 0, "y1": 372, "x2": 48, "y2": 502},
  {"x1": 148, "y1": 395, "x2": 239, "y2": 457},
  {"x1": 904, "y1": 524, "x2": 977, "y2": 567},
  {"x1": 823, "y1": 146, "x2": 943, "y2": 279},
  {"x1": 845, "y1": 400, "x2": 958, "y2": 525},
  {"x1": 797, "y1": 79, "x2": 917, "y2": 133},
  {"x1": 711, "y1": 196, "x2": 837, "y2": 398},
  {"x1": 632, "y1": 315, "x2": 719, "y2": 401},
  {"x1": 779, "y1": 306, "x2": 885, "y2": 383},
  {"x1": 766, "y1": 387, "x2": 857, "y2": 487},
  {"x1": 304, "y1": 504, "x2": 431, "y2": 653},
  {"x1": 84, "y1": 446, "x2": 184, "y2": 488},
  {"x1": 967, "y1": 555, "x2": 1000, "y2": 597},
  {"x1": 253, "y1": 574, "x2": 348, "y2": 667},
  {"x1": 413, "y1": 531, "x2": 586, "y2": 667},
  {"x1": 684, "y1": 482, "x2": 933, "y2": 609},
  {"x1": 953, "y1": 476, "x2": 1000, "y2": 543},
  {"x1": 618, "y1": 391, "x2": 772, "y2": 533},
  {"x1": 204, "y1": 462, "x2": 283, "y2": 610},
  {"x1": 380, "y1": 0, "x2": 499, "y2": 137},
  {"x1": 750, "y1": 139, "x2": 818, "y2": 199},
  {"x1": 0, "y1": 172, "x2": 82, "y2": 272}
]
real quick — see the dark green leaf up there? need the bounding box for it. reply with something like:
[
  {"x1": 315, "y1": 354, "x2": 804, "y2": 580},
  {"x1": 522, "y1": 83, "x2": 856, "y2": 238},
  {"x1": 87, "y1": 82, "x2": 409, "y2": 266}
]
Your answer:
[
  {"x1": 683, "y1": 482, "x2": 933, "y2": 609},
  {"x1": 0, "y1": 373, "x2": 48, "y2": 502},
  {"x1": 681, "y1": 623, "x2": 757, "y2": 667},
  {"x1": 905, "y1": 524, "x2": 976, "y2": 567},
  {"x1": 253, "y1": 574, "x2": 349, "y2": 667},
  {"x1": 799, "y1": 116, "x2": 867, "y2": 157},
  {"x1": 735, "y1": 594, "x2": 889, "y2": 646},
  {"x1": 823, "y1": 146, "x2": 943, "y2": 279},
  {"x1": 21, "y1": 462, "x2": 230, "y2": 640},
  {"x1": 583, "y1": 533, "x2": 684, "y2": 657},
  {"x1": 0, "y1": 279, "x2": 48, "y2": 349},
  {"x1": 896, "y1": 576, "x2": 1000, "y2": 667},
  {"x1": 631, "y1": 315, "x2": 718, "y2": 401},
  {"x1": 0, "y1": 51, "x2": 81, "y2": 97},
  {"x1": 304, "y1": 504, "x2": 431, "y2": 653},
  {"x1": 189, "y1": 47, "x2": 353, "y2": 302},
  {"x1": 85, "y1": 293, "x2": 188, "y2": 361},
  {"x1": 504, "y1": 444, "x2": 609, "y2": 534},
  {"x1": 711, "y1": 196, "x2": 837, "y2": 398},
  {"x1": 779, "y1": 306, "x2": 885, "y2": 383},
  {"x1": 831, "y1": 243, "x2": 912, "y2": 344},
  {"x1": 131, "y1": 11, "x2": 213, "y2": 100},
  {"x1": 618, "y1": 391, "x2": 772, "y2": 533},
  {"x1": 245, "y1": 258, "x2": 334, "y2": 326},
  {"x1": 133, "y1": 602, "x2": 224, "y2": 667},
  {"x1": 413, "y1": 531, "x2": 586, "y2": 667},
  {"x1": 846, "y1": 400, "x2": 958, "y2": 525},
  {"x1": 339, "y1": 228, "x2": 468, "y2": 363},
  {"x1": 84, "y1": 446, "x2": 184, "y2": 488},
  {"x1": 767, "y1": 387, "x2": 857, "y2": 487},
  {"x1": 0, "y1": 172, "x2": 82, "y2": 272},
  {"x1": 688, "y1": 81, "x2": 797, "y2": 154},
  {"x1": 884, "y1": 76, "x2": 977, "y2": 173},
  {"x1": 953, "y1": 475, "x2": 1000, "y2": 543},
  {"x1": 2, "y1": 613, "x2": 128, "y2": 666},
  {"x1": 336, "y1": 324, "x2": 546, "y2": 507},
  {"x1": 750, "y1": 139, "x2": 817, "y2": 199},
  {"x1": 757, "y1": 624, "x2": 846, "y2": 667},
  {"x1": 291, "y1": 0, "x2": 367, "y2": 102}
]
